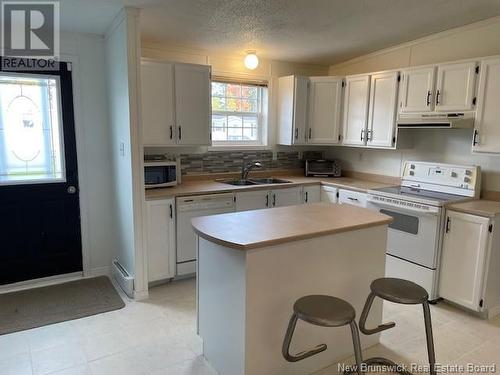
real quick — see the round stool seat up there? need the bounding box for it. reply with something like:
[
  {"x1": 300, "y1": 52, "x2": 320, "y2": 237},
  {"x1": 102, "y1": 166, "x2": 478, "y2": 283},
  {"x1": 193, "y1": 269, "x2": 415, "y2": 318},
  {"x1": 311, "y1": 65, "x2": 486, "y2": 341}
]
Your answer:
[
  {"x1": 293, "y1": 295, "x2": 355, "y2": 327},
  {"x1": 370, "y1": 278, "x2": 428, "y2": 304}
]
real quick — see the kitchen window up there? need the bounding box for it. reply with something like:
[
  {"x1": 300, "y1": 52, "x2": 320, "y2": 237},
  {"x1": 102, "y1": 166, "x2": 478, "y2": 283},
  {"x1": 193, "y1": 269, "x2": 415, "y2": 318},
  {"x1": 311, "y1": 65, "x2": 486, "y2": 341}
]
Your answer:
[{"x1": 211, "y1": 79, "x2": 268, "y2": 146}]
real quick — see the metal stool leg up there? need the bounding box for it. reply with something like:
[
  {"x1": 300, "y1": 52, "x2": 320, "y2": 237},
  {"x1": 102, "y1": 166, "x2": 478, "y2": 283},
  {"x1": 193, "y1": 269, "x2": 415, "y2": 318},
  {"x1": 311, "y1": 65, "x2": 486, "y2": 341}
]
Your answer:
[
  {"x1": 349, "y1": 321, "x2": 363, "y2": 375},
  {"x1": 282, "y1": 313, "x2": 327, "y2": 362},
  {"x1": 423, "y1": 301, "x2": 436, "y2": 375},
  {"x1": 359, "y1": 292, "x2": 396, "y2": 335}
]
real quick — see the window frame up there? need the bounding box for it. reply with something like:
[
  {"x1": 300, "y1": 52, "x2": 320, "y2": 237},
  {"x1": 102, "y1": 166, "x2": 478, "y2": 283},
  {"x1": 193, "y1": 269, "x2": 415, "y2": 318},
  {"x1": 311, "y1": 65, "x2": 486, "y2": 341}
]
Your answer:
[
  {"x1": 0, "y1": 72, "x2": 67, "y2": 186},
  {"x1": 210, "y1": 79, "x2": 268, "y2": 147}
]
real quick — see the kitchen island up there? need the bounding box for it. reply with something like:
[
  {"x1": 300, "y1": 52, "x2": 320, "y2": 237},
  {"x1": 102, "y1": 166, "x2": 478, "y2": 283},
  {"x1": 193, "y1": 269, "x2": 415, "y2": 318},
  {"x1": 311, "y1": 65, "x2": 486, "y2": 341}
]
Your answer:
[{"x1": 192, "y1": 203, "x2": 392, "y2": 375}]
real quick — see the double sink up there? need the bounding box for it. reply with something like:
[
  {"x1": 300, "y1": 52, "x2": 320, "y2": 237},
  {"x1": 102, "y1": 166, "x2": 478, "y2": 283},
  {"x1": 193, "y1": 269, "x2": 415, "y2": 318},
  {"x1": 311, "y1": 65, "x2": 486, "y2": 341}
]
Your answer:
[{"x1": 218, "y1": 177, "x2": 292, "y2": 186}]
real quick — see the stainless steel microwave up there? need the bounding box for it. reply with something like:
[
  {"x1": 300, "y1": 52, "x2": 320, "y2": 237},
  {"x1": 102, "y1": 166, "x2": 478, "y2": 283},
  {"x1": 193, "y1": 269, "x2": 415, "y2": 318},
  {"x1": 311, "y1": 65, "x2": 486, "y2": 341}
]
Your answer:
[
  {"x1": 144, "y1": 161, "x2": 178, "y2": 188},
  {"x1": 305, "y1": 159, "x2": 341, "y2": 177}
]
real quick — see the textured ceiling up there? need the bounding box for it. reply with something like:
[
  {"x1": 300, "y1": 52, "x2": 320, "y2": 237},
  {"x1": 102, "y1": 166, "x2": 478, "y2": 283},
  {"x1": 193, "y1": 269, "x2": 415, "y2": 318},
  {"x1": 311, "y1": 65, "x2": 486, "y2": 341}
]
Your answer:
[{"x1": 60, "y1": 0, "x2": 500, "y2": 65}]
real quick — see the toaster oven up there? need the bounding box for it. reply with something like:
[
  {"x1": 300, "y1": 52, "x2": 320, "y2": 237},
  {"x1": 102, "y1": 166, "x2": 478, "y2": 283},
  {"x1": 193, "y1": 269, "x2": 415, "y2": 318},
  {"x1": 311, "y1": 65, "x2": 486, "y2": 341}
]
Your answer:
[{"x1": 305, "y1": 159, "x2": 341, "y2": 177}]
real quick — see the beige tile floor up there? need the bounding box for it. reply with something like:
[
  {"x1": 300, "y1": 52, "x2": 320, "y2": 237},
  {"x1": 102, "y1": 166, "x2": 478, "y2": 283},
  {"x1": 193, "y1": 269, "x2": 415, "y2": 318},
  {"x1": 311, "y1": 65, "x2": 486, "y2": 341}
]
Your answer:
[{"x1": 1, "y1": 278, "x2": 499, "y2": 375}]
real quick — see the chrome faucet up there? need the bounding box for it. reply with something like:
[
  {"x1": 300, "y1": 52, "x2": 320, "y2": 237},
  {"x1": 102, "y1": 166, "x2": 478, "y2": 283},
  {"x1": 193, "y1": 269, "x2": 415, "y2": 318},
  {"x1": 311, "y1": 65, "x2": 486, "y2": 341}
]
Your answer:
[{"x1": 241, "y1": 160, "x2": 263, "y2": 180}]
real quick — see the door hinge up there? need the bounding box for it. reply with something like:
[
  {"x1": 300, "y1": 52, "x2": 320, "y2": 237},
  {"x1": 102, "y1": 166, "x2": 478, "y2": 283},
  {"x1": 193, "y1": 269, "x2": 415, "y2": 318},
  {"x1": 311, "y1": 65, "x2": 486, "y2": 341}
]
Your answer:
[
  {"x1": 489, "y1": 224, "x2": 493, "y2": 233},
  {"x1": 233, "y1": 196, "x2": 236, "y2": 203},
  {"x1": 475, "y1": 66, "x2": 480, "y2": 74},
  {"x1": 338, "y1": 134, "x2": 342, "y2": 141},
  {"x1": 472, "y1": 97, "x2": 477, "y2": 106},
  {"x1": 392, "y1": 136, "x2": 396, "y2": 144},
  {"x1": 479, "y1": 299, "x2": 484, "y2": 308},
  {"x1": 397, "y1": 74, "x2": 401, "y2": 82},
  {"x1": 342, "y1": 81, "x2": 345, "y2": 88},
  {"x1": 445, "y1": 217, "x2": 451, "y2": 233}
]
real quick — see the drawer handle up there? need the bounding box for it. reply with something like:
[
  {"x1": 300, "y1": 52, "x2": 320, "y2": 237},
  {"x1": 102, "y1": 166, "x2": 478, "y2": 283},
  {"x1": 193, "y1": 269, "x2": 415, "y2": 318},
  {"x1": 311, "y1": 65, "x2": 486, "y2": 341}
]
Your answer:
[{"x1": 348, "y1": 197, "x2": 359, "y2": 201}]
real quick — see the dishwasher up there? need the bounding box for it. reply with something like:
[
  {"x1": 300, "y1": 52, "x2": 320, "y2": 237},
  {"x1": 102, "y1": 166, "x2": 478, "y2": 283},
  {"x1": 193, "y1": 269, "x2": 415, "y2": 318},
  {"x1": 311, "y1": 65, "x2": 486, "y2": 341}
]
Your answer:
[{"x1": 176, "y1": 193, "x2": 235, "y2": 276}]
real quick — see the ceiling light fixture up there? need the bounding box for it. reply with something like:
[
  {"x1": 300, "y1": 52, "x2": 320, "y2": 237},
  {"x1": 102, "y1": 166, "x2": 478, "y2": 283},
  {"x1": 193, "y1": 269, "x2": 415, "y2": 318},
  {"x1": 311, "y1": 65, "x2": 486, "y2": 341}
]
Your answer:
[{"x1": 244, "y1": 51, "x2": 259, "y2": 70}]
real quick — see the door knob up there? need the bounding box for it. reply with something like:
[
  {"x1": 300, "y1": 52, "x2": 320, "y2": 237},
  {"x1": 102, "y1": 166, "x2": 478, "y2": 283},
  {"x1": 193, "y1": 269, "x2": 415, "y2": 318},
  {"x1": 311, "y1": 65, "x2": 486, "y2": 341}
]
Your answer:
[{"x1": 67, "y1": 186, "x2": 77, "y2": 194}]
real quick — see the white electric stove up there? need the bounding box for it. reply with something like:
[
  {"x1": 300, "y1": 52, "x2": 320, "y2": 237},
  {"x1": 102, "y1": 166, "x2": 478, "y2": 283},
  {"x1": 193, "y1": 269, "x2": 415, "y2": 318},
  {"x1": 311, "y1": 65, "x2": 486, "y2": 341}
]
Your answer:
[{"x1": 367, "y1": 161, "x2": 481, "y2": 300}]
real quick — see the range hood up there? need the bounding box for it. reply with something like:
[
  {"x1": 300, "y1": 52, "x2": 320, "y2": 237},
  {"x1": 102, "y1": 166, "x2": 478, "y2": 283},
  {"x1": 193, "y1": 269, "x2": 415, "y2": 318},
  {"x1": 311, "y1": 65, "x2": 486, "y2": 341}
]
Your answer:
[{"x1": 397, "y1": 113, "x2": 474, "y2": 129}]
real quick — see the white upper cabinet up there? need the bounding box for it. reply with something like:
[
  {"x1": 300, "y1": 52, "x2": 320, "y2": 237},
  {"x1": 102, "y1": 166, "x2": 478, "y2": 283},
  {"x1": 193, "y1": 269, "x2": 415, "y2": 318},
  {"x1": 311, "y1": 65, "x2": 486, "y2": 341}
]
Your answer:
[
  {"x1": 174, "y1": 64, "x2": 211, "y2": 145},
  {"x1": 435, "y1": 62, "x2": 477, "y2": 112},
  {"x1": 367, "y1": 71, "x2": 399, "y2": 148},
  {"x1": 400, "y1": 66, "x2": 436, "y2": 113},
  {"x1": 342, "y1": 75, "x2": 370, "y2": 146},
  {"x1": 278, "y1": 76, "x2": 308, "y2": 145},
  {"x1": 473, "y1": 57, "x2": 500, "y2": 154},
  {"x1": 307, "y1": 77, "x2": 343, "y2": 144},
  {"x1": 141, "y1": 61, "x2": 175, "y2": 146}
]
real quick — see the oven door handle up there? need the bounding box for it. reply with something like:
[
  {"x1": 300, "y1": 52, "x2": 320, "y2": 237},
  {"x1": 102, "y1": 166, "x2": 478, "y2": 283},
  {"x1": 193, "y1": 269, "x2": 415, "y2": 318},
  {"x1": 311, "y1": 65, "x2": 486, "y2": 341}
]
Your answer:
[{"x1": 367, "y1": 198, "x2": 440, "y2": 216}]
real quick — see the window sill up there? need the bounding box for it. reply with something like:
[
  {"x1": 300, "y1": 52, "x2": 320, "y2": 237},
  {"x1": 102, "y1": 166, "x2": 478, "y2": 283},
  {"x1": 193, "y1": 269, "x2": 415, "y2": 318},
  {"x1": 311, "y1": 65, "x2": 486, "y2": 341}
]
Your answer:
[{"x1": 208, "y1": 145, "x2": 272, "y2": 152}]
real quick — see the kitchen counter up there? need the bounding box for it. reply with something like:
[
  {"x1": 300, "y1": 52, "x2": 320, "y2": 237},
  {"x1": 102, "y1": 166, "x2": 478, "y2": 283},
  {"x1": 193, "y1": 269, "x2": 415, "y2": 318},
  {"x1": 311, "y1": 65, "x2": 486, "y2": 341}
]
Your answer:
[
  {"x1": 192, "y1": 202, "x2": 392, "y2": 250},
  {"x1": 196, "y1": 203, "x2": 391, "y2": 375},
  {"x1": 447, "y1": 200, "x2": 500, "y2": 218},
  {"x1": 145, "y1": 173, "x2": 397, "y2": 200}
]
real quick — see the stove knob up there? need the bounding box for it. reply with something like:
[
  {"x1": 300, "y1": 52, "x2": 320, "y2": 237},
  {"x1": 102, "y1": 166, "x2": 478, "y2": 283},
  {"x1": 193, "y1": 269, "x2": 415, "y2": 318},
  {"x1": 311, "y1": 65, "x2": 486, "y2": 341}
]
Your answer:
[
  {"x1": 409, "y1": 171, "x2": 415, "y2": 176},
  {"x1": 451, "y1": 172, "x2": 457, "y2": 178},
  {"x1": 464, "y1": 177, "x2": 471, "y2": 183},
  {"x1": 410, "y1": 164, "x2": 416, "y2": 169},
  {"x1": 465, "y1": 170, "x2": 472, "y2": 176}
]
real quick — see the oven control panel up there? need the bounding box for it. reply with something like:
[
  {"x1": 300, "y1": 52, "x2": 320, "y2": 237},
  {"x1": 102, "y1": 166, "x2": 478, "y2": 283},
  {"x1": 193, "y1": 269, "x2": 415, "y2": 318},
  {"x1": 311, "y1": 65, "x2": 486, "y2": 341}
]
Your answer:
[{"x1": 402, "y1": 161, "x2": 480, "y2": 197}]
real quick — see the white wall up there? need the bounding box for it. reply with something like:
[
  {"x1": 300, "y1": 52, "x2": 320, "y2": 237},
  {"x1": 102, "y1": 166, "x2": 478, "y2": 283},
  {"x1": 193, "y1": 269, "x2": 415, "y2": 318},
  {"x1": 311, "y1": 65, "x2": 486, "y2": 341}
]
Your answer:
[
  {"x1": 328, "y1": 16, "x2": 500, "y2": 193},
  {"x1": 141, "y1": 43, "x2": 329, "y2": 151},
  {"x1": 104, "y1": 8, "x2": 146, "y2": 297},
  {"x1": 60, "y1": 32, "x2": 116, "y2": 275}
]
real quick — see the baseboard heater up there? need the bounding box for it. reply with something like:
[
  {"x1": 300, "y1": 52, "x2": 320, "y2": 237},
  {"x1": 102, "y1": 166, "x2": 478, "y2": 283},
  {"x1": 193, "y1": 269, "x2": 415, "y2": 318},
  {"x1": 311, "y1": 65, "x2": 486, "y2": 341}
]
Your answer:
[{"x1": 112, "y1": 259, "x2": 134, "y2": 298}]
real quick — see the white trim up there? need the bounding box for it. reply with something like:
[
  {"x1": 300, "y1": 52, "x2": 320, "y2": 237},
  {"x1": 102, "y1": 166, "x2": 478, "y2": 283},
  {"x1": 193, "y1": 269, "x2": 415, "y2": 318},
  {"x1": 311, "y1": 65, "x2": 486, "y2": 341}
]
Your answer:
[
  {"x1": 0, "y1": 272, "x2": 83, "y2": 294},
  {"x1": 89, "y1": 266, "x2": 111, "y2": 277},
  {"x1": 60, "y1": 53, "x2": 92, "y2": 279},
  {"x1": 330, "y1": 15, "x2": 500, "y2": 69}
]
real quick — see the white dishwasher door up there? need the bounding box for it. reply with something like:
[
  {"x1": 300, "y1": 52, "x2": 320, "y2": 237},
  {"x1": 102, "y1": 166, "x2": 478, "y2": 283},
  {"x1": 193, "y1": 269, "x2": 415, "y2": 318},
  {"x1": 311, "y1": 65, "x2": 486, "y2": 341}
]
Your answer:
[{"x1": 176, "y1": 193, "x2": 235, "y2": 276}]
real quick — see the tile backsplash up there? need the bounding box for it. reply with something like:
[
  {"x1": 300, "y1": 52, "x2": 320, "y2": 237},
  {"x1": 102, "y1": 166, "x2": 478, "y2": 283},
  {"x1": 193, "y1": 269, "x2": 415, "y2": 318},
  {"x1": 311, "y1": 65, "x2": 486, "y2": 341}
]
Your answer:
[{"x1": 177, "y1": 150, "x2": 323, "y2": 175}]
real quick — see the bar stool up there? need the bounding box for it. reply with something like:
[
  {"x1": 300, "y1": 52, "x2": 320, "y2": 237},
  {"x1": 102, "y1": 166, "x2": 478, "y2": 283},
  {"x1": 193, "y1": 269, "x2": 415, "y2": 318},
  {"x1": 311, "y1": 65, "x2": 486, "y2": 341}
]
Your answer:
[
  {"x1": 282, "y1": 295, "x2": 363, "y2": 375},
  {"x1": 359, "y1": 278, "x2": 436, "y2": 375}
]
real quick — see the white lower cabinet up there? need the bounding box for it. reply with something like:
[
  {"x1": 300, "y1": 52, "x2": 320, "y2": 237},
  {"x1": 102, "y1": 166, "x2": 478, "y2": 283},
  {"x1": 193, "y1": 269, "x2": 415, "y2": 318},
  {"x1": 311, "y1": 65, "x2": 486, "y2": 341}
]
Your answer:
[
  {"x1": 235, "y1": 187, "x2": 303, "y2": 211},
  {"x1": 338, "y1": 189, "x2": 368, "y2": 208},
  {"x1": 235, "y1": 189, "x2": 269, "y2": 211},
  {"x1": 272, "y1": 187, "x2": 302, "y2": 207},
  {"x1": 439, "y1": 210, "x2": 496, "y2": 312},
  {"x1": 146, "y1": 199, "x2": 176, "y2": 283},
  {"x1": 303, "y1": 185, "x2": 321, "y2": 204},
  {"x1": 320, "y1": 186, "x2": 338, "y2": 203}
]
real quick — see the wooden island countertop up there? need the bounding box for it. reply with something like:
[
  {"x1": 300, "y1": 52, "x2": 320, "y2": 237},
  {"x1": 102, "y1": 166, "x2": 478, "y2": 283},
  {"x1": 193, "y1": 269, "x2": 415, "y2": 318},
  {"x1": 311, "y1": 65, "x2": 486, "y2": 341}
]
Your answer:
[{"x1": 191, "y1": 202, "x2": 393, "y2": 250}]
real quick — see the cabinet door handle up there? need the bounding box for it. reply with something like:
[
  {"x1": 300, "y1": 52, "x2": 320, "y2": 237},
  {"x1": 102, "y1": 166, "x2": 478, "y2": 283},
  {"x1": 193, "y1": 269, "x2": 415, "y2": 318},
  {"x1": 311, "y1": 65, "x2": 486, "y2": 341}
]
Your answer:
[
  {"x1": 169, "y1": 204, "x2": 173, "y2": 218},
  {"x1": 295, "y1": 128, "x2": 299, "y2": 139},
  {"x1": 178, "y1": 126, "x2": 182, "y2": 140},
  {"x1": 169, "y1": 125, "x2": 173, "y2": 139},
  {"x1": 308, "y1": 128, "x2": 312, "y2": 139},
  {"x1": 348, "y1": 197, "x2": 359, "y2": 202},
  {"x1": 445, "y1": 216, "x2": 451, "y2": 233},
  {"x1": 360, "y1": 129, "x2": 365, "y2": 141},
  {"x1": 305, "y1": 191, "x2": 308, "y2": 203},
  {"x1": 473, "y1": 129, "x2": 479, "y2": 146},
  {"x1": 367, "y1": 129, "x2": 373, "y2": 141},
  {"x1": 426, "y1": 91, "x2": 432, "y2": 106},
  {"x1": 436, "y1": 90, "x2": 441, "y2": 105},
  {"x1": 272, "y1": 194, "x2": 276, "y2": 207},
  {"x1": 265, "y1": 194, "x2": 269, "y2": 207}
]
